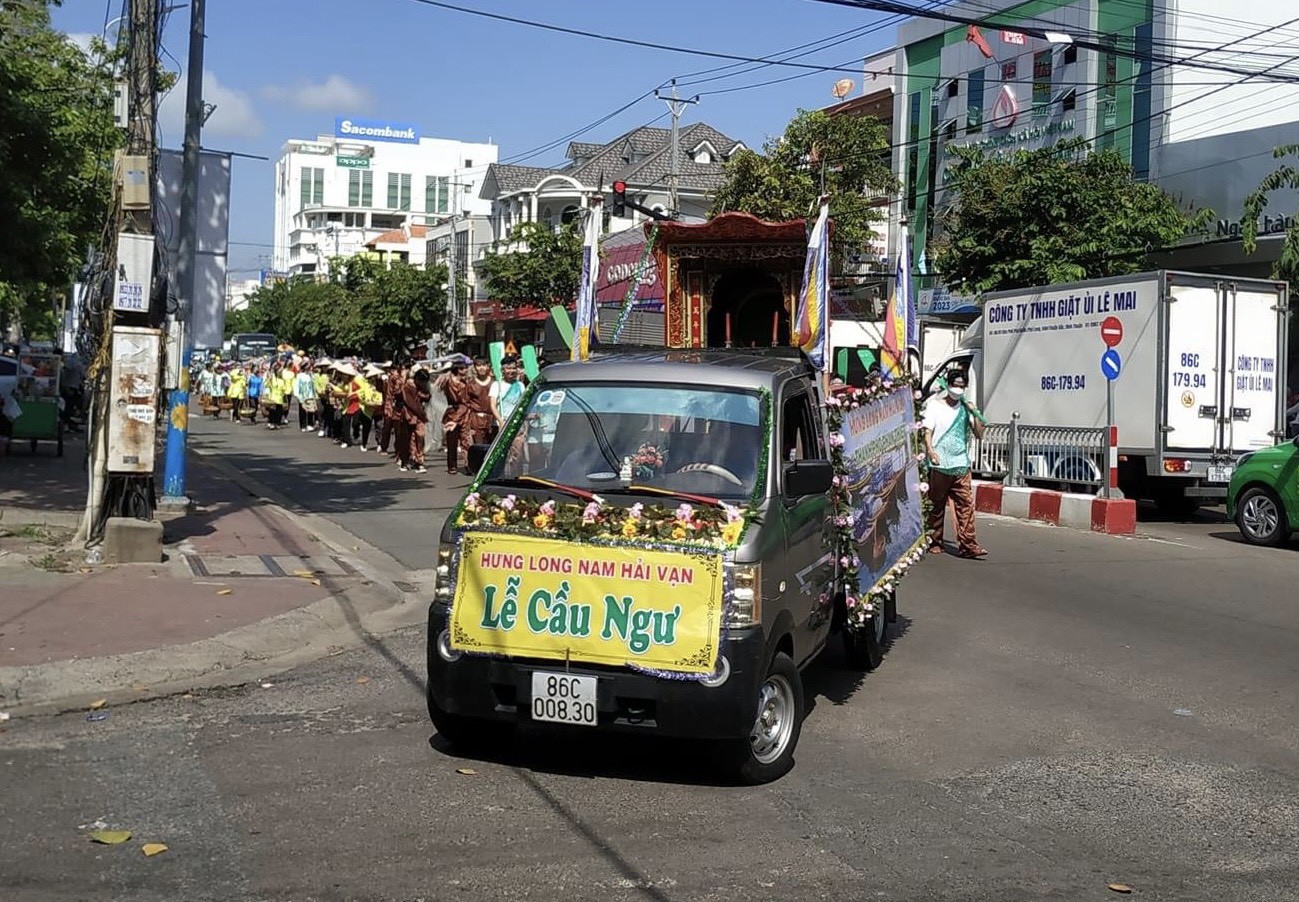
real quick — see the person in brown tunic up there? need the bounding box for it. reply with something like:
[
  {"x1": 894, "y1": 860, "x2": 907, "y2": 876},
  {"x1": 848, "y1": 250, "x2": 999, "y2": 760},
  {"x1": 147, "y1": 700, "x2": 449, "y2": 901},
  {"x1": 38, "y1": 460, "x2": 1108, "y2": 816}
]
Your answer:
[
  {"x1": 459, "y1": 356, "x2": 497, "y2": 470},
  {"x1": 378, "y1": 361, "x2": 406, "y2": 456},
  {"x1": 441, "y1": 362, "x2": 468, "y2": 474},
  {"x1": 398, "y1": 368, "x2": 432, "y2": 472}
]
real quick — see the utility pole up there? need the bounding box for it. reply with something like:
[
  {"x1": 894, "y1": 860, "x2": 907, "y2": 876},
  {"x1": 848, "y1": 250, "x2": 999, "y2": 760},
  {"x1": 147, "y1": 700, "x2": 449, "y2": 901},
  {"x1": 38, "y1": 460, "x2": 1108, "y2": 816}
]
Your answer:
[
  {"x1": 654, "y1": 80, "x2": 698, "y2": 218},
  {"x1": 160, "y1": 0, "x2": 205, "y2": 510},
  {"x1": 446, "y1": 212, "x2": 459, "y2": 351}
]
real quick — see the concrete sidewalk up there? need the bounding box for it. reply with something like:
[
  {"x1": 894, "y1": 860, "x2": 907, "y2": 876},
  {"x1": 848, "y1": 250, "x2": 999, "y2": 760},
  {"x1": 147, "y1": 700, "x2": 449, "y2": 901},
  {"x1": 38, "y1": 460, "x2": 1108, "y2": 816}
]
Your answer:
[{"x1": 0, "y1": 447, "x2": 428, "y2": 716}]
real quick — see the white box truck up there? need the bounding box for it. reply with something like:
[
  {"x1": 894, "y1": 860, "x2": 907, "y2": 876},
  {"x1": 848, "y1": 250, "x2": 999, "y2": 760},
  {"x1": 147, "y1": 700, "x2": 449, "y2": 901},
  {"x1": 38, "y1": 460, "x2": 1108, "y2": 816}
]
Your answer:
[{"x1": 923, "y1": 271, "x2": 1289, "y2": 515}]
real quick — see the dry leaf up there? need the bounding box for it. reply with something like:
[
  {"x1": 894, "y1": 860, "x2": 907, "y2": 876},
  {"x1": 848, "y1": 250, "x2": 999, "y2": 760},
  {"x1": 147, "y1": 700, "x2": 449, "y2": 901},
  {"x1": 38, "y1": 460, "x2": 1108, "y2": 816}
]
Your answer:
[
  {"x1": 356, "y1": 676, "x2": 370, "y2": 685},
  {"x1": 79, "y1": 566, "x2": 93, "y2": 573},
  {"x1": 89, "y1": 830, "x2": 132, "y2": 845},
  {"x1": 456, "y1": 768, "x2": 478, "y2": 776},
  {"x1": 89, "y1": 699, "x2": 107, "y2": 710},
  {"x1": 141, "y1": 842, "x2": 169, "y2": 857},
  {"x1": 131, "y1": 684, "x2": 148, "y2": 692},
  {"x1": 310, "y1": 578, "x2": 322, "y2": 586},
  {"x1": 292, "y1": 569, "x2": 314, "y2": 578},
  {"x1": 1108, "y1": 884, "x2": 1134, "y2": 894},
  {"x1": 216, "y1": 588, "x2": 232, "y2": 596}
]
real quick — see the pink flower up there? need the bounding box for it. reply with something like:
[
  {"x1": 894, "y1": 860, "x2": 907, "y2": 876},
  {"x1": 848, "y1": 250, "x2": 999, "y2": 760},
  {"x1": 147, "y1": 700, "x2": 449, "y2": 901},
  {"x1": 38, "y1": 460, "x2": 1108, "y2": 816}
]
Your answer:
[
  {"x1": 831, "y1": 475, "x2": 842, "y2": 488},
  {"x1": 839, "y1": 555, "x2": 852, "y2": 568},
  {"x1": 828, "y1": 433, "x2": 845, "y2": 448},
  {"x1": 825, "y1": 395, "x2": 842, "y2": 408},
  {"x1": 463, "y1": 492, "x2": 481, "y2": 511},
  {"x1": 628, "y1": 502, "x2": 644, "y2": 520},
  {"x1": 582, "y1": 501, "x2": 602, "y2": 523},
  {"x1": 539, "y1": 500, "x2": 556, "y2": 516},
  {"x1": 675, "y1": 503, "x2": 694, "y2": 523},
  {"x1": 846, "y1": 595, "x2": 857, "y2": 608},
  {"x1": 499, "y1": 494, "x2": 517, "y2": 511},
  {"x1": 721, "y1": 503, "x2": 744, "y2": 524}
]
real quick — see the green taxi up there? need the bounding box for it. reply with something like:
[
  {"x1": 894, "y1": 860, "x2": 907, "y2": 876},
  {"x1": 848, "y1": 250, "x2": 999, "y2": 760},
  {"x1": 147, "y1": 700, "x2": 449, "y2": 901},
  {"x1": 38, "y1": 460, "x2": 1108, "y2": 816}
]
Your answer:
[{"x1": 1228, "y1": 437, "x2": 1299, "y2": 546}]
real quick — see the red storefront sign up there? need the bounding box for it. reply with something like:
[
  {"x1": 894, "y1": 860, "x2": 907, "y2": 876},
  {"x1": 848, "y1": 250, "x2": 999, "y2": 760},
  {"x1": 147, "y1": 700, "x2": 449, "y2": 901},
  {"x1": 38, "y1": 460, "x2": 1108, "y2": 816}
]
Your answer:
[{"x1": 594, "y1": 239, "x2": 663, "y2": 306}]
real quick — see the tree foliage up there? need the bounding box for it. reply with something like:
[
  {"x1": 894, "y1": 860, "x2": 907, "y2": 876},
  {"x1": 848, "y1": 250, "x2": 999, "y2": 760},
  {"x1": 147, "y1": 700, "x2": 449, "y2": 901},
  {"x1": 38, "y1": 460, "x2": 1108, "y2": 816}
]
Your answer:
[
  {"x1": 710, "y1": 109, "x2": 897, "y2": 261},
  {"x1": 0, "y1": 1, "x2": 122, "y2": 335},
  {"x1": 227, "y1": 258, "x2": 448, "y2": 358},
  {"x1": 934, "y1": 138, "x2": 1211, "y2": 294},
  {"x1": 1241, "y1": 143, "x2": 1299, "y2": 286},
  {"x1": 479, "y1": 220, "x2": 583, "y2": 310}
]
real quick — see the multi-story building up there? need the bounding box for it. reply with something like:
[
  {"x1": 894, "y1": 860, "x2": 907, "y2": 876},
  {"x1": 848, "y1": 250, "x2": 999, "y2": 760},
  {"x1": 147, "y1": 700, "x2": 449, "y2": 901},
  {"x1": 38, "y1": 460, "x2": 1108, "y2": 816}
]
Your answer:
[
  {"x1": 272, "y1": 117, "x2": 497, "y2": 276},
  {"x1": 892, "y1": 0, "x2": 1299, "y2": 279},
  {"x1": 224, "y1": 277, "x2": 260, "y2": 313}
]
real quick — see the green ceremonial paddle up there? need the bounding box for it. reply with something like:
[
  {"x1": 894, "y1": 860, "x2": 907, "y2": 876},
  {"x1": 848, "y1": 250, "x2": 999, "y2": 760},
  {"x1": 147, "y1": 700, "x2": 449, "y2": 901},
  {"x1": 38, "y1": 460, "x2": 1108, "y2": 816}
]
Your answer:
[
  {"x1": 549, "y1": 305, "x2": 574, "y2": 351},
  {"x1": 520, "y1": 345, "x2": 540, "y2": 381},
  {"x1": 489, "y1": 342, "x2": 505, "y2": 381}
]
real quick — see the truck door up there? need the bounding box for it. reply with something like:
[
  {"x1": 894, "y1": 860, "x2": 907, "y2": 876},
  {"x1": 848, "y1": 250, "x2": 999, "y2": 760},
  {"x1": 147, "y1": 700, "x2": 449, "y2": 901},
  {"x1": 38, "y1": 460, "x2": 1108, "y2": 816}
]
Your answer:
[
  {"x1": 1164, "y1": 280, "x2": 1221, "y2": 453},
  {"x1": 1222, "y1": 282, "x2": 1285, "y2": 454},
  {"x1": 777, "y1": 383, "x2": 834, "y2": 665}
]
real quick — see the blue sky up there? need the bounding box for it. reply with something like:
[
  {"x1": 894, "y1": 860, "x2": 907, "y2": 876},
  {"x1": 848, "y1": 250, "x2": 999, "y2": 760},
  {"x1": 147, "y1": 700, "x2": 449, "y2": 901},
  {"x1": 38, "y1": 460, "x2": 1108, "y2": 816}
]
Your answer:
[{"x1": 54, "y1": 0, "x2": 897, "y2": 276}]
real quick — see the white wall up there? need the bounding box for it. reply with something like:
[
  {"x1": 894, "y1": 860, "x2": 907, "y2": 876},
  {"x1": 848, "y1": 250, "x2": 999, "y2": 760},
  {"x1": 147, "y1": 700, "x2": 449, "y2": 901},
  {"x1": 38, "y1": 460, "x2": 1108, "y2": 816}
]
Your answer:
[{"x1": 1163, "y1": 0, "x2": 1299, "y2": 144}]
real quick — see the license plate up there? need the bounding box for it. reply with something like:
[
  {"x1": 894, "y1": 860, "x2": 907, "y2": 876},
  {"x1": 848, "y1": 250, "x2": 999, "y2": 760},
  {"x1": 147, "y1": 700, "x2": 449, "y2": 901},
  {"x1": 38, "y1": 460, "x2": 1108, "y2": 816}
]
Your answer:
[
  {"x1": 530, "y1": 671, "x2": 598, "y2": 726},
  {"x1": 1208, "y1": 465, "x2": 1233, "y2": 483}
]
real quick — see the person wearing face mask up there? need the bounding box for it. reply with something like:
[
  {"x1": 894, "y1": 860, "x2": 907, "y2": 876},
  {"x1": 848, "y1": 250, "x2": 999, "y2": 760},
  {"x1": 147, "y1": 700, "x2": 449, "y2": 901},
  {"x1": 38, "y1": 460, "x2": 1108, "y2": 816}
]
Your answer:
[{"x1": 921, "y1": 372, "x2": 988, "y2": 558}]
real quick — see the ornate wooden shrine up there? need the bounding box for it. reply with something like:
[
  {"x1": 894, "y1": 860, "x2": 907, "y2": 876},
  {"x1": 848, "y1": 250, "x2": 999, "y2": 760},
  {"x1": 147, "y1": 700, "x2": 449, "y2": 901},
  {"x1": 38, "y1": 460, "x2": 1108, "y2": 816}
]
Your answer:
[{"x1": 646, "y1": 212, "x2": 809, "y2": 349}]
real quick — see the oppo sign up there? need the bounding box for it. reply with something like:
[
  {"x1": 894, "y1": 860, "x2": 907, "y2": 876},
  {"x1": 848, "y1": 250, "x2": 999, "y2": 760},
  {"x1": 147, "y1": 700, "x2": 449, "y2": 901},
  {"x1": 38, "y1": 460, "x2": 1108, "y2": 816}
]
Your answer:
[{"x1": 334, "y1": 117, "x2": 420, "y2": 144}]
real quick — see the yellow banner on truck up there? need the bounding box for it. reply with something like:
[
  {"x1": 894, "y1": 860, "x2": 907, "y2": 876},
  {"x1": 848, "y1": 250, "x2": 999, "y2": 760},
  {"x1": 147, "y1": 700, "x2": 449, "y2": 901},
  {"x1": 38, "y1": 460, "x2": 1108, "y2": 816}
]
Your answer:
[{"x1": 450, "y1": 533, "x2": 725, "y2": 675}]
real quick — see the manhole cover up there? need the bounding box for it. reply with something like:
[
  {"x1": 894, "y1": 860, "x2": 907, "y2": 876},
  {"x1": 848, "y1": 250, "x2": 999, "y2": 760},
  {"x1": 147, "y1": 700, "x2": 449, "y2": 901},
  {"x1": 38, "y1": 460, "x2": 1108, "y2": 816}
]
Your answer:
[{"x1": 186, "y1": 554, "x2": 357, "y2": 579}]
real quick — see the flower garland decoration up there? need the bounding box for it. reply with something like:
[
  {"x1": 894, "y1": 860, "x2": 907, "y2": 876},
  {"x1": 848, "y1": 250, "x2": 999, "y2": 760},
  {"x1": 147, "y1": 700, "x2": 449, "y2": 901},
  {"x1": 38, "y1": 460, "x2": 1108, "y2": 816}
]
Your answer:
[
  {"x1": 455, "y1": 492, "x2": 754, "y2": 550},
  {"x1": 824, "y1": 376, "x2": 933, "y2": 632}
]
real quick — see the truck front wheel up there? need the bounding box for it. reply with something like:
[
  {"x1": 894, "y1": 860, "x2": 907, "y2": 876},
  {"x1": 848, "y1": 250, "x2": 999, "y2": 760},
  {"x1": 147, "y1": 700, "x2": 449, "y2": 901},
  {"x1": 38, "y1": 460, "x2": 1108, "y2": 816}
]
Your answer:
[{"x1": 715, "y1": 652, "x2": 804, "y2": 784}]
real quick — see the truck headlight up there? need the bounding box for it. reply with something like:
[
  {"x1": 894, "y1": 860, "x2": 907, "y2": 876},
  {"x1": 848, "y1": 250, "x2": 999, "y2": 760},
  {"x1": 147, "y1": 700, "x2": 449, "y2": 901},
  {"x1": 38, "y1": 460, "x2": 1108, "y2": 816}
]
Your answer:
[
  {"x1": 725, "y1": 562, "x2": 761, "y2": 627},
  {"x1": 434, "y1": 545, "x2": 454, "y2": 603}
]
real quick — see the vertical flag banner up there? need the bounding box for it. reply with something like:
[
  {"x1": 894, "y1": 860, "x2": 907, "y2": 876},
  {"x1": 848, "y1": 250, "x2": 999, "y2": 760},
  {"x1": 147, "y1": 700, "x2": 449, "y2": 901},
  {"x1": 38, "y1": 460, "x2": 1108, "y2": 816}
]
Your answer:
[
  {"x1": 883, "y1": 225, "x2": 914, "y2": 376},
  {"x1": 572, "y1": 203, "x2": 602, "y2": 361},
  {"x1": 793, "y1": 201, "x2": 831, "y2": 370}
]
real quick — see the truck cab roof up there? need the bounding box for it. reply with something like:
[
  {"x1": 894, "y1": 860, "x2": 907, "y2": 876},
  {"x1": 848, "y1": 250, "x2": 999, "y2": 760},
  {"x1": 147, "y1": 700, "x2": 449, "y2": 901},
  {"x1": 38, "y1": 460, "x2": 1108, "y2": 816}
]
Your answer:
[{"x1": 540, "y1": 347, "x2": 816, "y2": 393}]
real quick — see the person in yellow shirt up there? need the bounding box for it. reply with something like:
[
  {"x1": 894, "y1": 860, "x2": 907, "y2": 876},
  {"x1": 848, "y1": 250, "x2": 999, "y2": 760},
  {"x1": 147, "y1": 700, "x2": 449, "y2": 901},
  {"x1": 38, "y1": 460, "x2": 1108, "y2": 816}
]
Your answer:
[
  {"x1": 265, "y1": 360, "x2": 287, "y2": 430},
  {"x1": 312, "y1": 366, "x2": 329, "y2": 437},
  {"x1": 227, "y1": 366, "x2": 248, "y2": 423}
]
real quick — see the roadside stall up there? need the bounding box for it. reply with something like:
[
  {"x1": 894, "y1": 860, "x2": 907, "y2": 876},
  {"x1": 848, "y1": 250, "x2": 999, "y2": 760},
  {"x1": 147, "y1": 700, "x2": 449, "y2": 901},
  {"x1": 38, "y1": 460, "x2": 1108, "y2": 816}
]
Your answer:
[{"x1": 10, "y1": 349, "x2": 64, "y2": 456}]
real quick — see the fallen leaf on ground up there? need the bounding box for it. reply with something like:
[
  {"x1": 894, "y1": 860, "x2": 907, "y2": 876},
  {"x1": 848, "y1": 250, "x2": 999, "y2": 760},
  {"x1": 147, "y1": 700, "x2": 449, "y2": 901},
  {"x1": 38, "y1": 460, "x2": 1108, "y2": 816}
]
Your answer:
[
  {"x1": 291, "y1": 570, "x2": 314, "y2": 579},
  {"x1": 89, "y1": 699, "x2": 107, "y2": 710},
  {"x1": 131, "y1": 684, "x2": 148, "y2": 692},
  {"x1": 1108, "y1": 884, "x2": 1134, "y2": 894},
  {"x1": 79, "y1": 566, "x2": 93, "y2": 573},
  {"x1": 310, "y1": 579, "x2": 322, "y2": 586},
  {"x1": 141, "y1": 842, "x2": 169, "y2": 857},
  {"x1": 89, "y1": 830, "x2": 132, "y2": 845},
  {"x1": 356, "y1": 676, "x2": 370, "y2": 685},
  {"x1": 216, "y1": 588, "x2": 232, "y2": 596},
  {"x1": 456, "y1": 768, "x2": 478, "y2": 776},
  {"x1": 259, "y1": 682, "x2": 273, "y2": 689}
]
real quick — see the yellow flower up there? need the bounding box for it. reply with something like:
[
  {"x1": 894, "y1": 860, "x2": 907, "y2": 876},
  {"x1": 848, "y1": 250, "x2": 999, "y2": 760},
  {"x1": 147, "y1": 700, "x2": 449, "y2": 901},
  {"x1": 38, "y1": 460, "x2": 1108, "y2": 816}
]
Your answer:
[
  {"x1": 455, "y1": 513, "x2": 468, "y2": 527},
  {"x1": 533, "y1": 513, "x2": 552, "y2": 529},
  {"x1": 721, "y1": 521, "x2": 744, "y2": 546},
  {"x1": 491, "y1": 511, "x2": 507, "y2": 526},
  {"x1": 671, "y1": 526, "x2": 688, "y2": 540},
  {"x1": 621, "y1": 519, "x2": 638, "y2": 538}
]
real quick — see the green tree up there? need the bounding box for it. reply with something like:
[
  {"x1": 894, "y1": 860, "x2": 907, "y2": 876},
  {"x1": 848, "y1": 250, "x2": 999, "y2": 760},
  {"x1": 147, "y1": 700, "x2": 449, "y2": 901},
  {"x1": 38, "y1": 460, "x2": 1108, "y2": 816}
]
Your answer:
[
  {"x1": 479, "y1": 220, "x2": 583, "y2": 309},
  {"x1": 0, "y1": 1, "x2": 122, "y2": 334},
  {"x1": 710, "y1": 109, "x2": 897, "y2": 261},
  {"x1": 342, "y1": 260, "x2": 448, "y2": 357},
  {"x1": 934, "y1": 139, "x2": 1210, "y2": 294},
  {"x1": 1241, "y1": 143, "x2": 1299, "y2": 285}
]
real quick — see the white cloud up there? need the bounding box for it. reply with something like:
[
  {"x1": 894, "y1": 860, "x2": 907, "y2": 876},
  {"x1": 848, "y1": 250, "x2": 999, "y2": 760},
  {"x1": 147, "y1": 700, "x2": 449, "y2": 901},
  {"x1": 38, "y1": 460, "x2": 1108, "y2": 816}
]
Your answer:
[
  {"x1": 262, "y1": 75, "x2": 374, "y2": 113},
  {"x1": 64, "y1": 32, "x2": 97, "y2": 56},
  {"x1": 158, "y1": 69, "x2": 263, "y2": 142}
]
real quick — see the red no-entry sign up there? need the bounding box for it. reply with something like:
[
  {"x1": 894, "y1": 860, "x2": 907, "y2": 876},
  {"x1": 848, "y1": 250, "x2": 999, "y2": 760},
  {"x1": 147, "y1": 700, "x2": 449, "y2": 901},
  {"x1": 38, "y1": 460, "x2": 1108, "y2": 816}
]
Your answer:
[{"x1": 1101, "y1": 316, "x2": 1124, "y2": 348}]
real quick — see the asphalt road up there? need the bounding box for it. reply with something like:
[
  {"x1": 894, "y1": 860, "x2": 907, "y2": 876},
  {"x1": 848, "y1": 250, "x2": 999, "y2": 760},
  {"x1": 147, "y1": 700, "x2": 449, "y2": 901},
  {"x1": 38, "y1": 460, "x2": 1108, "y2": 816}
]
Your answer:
[
  {"x1": 3, "y1": 500, "x2": 1298, "y2": 900},
  {"x1": 188, "y1": 411, "x2": 467, "y2": 571}
]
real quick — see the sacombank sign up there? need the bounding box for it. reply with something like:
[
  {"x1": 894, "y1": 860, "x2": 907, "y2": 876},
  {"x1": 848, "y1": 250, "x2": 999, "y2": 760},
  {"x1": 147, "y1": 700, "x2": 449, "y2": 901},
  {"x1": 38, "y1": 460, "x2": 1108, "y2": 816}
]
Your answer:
[{"x1": 334, "y1": 117, "x2": 420, "y2": 144}]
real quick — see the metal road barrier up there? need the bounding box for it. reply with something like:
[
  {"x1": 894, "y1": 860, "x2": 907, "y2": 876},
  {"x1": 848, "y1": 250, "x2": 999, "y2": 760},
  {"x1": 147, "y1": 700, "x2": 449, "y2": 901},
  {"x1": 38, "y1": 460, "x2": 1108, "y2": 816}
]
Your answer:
[{"x1": 973, "y1": 413, "x2": 1114, "y2": 497}]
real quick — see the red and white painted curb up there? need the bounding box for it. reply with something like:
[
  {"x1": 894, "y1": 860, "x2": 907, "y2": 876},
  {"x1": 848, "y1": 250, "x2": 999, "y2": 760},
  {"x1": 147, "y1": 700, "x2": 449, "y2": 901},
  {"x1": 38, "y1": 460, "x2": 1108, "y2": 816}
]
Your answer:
[{"x1": 972, "y1": 479, "x2": 1137, "y2": 535}]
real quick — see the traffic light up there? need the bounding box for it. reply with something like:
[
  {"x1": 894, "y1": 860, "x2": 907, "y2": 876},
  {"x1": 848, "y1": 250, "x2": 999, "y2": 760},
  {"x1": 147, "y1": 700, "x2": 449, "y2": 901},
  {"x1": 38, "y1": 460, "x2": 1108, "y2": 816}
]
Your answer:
[{"x1": 611, "y1": 180, "x2": 627, "y2": 217}]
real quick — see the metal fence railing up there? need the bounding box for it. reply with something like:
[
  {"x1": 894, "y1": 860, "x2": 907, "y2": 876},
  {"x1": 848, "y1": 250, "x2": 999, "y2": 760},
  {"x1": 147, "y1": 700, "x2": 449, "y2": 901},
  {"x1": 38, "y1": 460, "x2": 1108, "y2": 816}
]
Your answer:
[{"x1": 972, "y1": 413, "x2": 1115, "y2": 497}]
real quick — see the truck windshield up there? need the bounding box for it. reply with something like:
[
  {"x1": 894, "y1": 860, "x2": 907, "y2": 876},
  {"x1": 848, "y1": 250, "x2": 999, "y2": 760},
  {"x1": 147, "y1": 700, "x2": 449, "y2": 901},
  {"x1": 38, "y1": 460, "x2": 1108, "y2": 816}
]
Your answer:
[{"x1": 484, "y1": 383, "x2": 766, "y2": 499}]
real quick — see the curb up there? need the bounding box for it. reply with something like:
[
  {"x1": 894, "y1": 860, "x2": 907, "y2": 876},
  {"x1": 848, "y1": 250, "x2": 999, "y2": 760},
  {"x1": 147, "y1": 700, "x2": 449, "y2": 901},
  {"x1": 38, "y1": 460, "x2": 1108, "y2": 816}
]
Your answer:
[
  {"x1": 973, "y1": 480, "x2": 1137, "y2": 535},
  {"x1": 0, "y1": 451, "x2": 436, "y2": 716},
  {"x1": 0, "y1": 507, "x2": 81, "y2": 529}
]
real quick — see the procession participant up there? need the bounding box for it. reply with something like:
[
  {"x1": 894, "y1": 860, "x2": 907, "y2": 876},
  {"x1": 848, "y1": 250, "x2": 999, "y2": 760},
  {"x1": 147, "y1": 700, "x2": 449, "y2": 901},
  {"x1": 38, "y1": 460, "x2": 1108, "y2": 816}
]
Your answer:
[
  {"x1": 442, "y1": 361, "x2": 468, "y2": 475},
  {"x1": 332, "y1": 362, "x2": 362, "y2": 448},
  {"x1": 425, "y1": 360, "x2": 450, "y2": 457},
  {"x1": 489, "y1": 354, "x2": 528, "y2": 471},
  {"x1": 246, "y1": 364, "x2": 264, "y2": 424},
  {"x1": 459, "y1": 356, "x2": 497, "y2": 470},
  {"x1": 922, "y1": 372, "x2": 988, "y2": 558},
  {"x1": 197, "y1": 363, "x2": 219, "y2": 418},
  {"x1": 295, "y1": 360, "x2": 318, "y2": 432},
  {"x1": 227, "y1": 365, "x2": 248, "y2": 423},
  {"x1": 277, "y1": 362, "x2": 297, "y2": 428},
  {"x1": 313, "y1": 360, "x2": 332, "y2": 437},
  {"x1": 352, "y1": 363, "x2": 385, "y2": 451},
  {"x1": 378, "y1": 361, "x2": 406, "y2": 456},
  {"x1": 264, "y1": 360, "x2": 287, "y2": 429},
  {"x1": 397, "y1": 366, "x2": 432, "y2": 473}
]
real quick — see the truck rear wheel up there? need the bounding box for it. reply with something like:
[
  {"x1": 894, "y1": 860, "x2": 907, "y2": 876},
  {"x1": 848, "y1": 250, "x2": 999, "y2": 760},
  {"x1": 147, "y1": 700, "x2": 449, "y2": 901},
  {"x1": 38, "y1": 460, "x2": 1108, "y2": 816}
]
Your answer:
[
  {"x1": 714, "y1": 652, "x2": 804, "y2": 784},
  {"x1": 842, "y1": 597, "x2": 889, "y2": 671}
]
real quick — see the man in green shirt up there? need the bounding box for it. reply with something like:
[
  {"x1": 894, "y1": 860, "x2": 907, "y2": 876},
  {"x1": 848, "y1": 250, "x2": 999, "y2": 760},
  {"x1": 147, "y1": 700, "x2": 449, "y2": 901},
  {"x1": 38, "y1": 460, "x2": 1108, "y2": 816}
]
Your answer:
[{"x1": 922, "y1": 372, "x2": 988, "y2": 558}]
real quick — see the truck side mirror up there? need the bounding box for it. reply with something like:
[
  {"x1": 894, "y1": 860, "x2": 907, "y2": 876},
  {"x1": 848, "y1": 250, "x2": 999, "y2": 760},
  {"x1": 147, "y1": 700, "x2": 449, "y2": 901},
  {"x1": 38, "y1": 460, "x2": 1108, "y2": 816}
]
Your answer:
[{"x1": 784, "y1": 459, "x2": 835, "y2": 498}]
